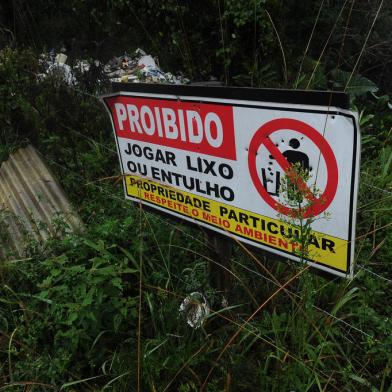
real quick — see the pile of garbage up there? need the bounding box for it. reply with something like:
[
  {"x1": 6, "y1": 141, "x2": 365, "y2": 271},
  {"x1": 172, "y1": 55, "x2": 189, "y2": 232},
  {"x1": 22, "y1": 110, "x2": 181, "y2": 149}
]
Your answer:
[
  {"x1": 37, "y1": 48, "x2": 190, "y2": 86},
  {"x1": 37, "y1": 48, "x2": 76, "y2": 85},
  {"x1": 104, "y1": 48, "x2": 190, "y2": 84}
]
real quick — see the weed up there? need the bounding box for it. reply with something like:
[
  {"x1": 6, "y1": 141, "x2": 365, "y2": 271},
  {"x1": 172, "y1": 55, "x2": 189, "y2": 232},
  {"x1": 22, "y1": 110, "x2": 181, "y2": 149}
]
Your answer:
[{"x1": 0, "y1": 10, "x2": 391, "y2": 388}]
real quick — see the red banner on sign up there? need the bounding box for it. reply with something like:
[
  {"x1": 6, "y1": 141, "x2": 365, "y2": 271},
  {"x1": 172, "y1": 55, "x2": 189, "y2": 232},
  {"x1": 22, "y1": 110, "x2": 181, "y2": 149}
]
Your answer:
[{"x1": 105, "y1": 96, "x2": 236, "y2": 160}]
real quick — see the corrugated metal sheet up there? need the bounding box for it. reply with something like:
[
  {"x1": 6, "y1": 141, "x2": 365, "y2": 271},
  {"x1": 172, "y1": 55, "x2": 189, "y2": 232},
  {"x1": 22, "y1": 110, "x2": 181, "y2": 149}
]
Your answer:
[{"x1": 0, "y1": 145, "x2": 84, "y2": 259}]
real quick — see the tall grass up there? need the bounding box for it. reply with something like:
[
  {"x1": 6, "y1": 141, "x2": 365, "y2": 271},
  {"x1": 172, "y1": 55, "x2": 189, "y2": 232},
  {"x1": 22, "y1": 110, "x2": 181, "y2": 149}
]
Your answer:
[{"x1": 0, "y1": 2, "x2": 392, "y2": 389}]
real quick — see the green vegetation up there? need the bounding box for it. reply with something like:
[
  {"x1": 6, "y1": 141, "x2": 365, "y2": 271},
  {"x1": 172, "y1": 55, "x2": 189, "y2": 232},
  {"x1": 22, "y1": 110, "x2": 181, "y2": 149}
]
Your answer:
[{"x1": 0, "y1": 1, "x2": 391, "y2": 390}]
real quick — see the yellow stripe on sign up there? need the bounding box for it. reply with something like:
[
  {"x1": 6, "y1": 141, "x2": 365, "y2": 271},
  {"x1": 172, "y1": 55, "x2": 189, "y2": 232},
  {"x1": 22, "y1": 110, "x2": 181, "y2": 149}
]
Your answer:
[{"x1": 125, "y1": 175, "x2": 349, "y2": 272}]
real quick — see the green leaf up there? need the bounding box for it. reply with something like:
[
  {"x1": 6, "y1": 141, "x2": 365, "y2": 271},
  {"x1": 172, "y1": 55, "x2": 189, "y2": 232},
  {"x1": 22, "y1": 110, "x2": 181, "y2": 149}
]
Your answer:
[
  {"x1": 331, "y1": 287, "x2": 359, "y2": 317},
  {"x1": 60, "y1": 375, "x2": 105, "y2": 390}
]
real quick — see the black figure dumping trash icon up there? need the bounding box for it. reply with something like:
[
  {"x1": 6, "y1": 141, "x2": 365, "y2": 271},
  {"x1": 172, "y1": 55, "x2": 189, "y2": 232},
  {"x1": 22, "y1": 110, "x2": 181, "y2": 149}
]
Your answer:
[{"x1": 261, "y1": 137, "x2": 310, "y2": 197}]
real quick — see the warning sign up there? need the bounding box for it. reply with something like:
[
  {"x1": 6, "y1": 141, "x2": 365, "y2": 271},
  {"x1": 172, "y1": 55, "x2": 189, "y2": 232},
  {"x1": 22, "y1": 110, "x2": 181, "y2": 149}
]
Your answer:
[
  {"x1": 102, "y1": 84, "x2": 360, "y2": 278},
  {"x1": 248, "y1": 118, "x2": 339, "y2": 218}
]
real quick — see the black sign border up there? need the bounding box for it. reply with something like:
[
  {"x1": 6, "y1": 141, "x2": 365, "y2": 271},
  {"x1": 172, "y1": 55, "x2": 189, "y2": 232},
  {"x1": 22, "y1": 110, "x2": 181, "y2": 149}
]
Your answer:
[{"x1": 111, "y1": 82, "x2": 350, "y2": 110}]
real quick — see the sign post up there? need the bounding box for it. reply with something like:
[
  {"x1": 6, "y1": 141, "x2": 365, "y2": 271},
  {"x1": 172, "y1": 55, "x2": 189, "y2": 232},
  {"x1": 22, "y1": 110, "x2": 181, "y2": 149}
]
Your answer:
[
  {"x1": 102, "y1": 84, "x2": 360, "y2": 279},
  {"x1": 204, "y1": 229, "x2": 233, "y2": 296}
]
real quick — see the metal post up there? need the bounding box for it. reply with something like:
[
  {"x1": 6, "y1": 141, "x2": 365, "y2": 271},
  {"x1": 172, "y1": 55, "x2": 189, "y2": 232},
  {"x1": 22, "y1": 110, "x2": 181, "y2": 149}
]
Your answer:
[{"x1": 205, "y1": 229, "x2": 233, "y2": 300}]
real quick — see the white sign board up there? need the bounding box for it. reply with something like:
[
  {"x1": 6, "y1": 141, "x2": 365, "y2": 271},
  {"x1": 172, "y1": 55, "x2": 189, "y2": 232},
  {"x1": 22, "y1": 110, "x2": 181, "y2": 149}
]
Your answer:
[{"x1": 102, "y1": 85, "x2": 360, "y2": 278}]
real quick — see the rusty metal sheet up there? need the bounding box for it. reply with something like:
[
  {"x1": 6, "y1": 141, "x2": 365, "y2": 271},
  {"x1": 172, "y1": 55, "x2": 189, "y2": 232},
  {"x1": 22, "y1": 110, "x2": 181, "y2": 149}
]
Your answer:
[{"x1": 0, "y1": 145, "x2": 84, "y2": 259}]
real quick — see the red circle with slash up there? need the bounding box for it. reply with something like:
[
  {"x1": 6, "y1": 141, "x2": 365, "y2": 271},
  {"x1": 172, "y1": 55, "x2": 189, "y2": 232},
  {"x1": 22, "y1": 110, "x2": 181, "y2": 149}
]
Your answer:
[{"x1": 248, "y1": 118, "x2": 338, "y2": 218}]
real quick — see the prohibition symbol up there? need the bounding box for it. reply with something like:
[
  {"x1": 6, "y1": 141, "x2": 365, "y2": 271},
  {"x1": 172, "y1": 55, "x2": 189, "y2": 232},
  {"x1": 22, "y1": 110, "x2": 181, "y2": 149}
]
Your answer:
[{"x1": 248, "y1": 118, "x2": 338, "y2": 218}]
